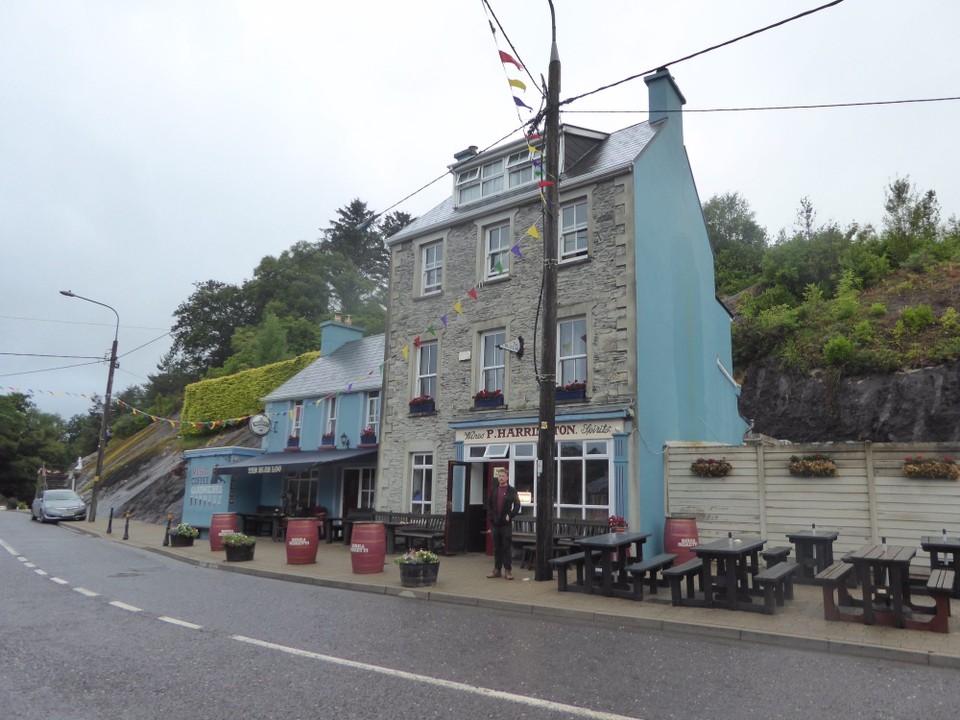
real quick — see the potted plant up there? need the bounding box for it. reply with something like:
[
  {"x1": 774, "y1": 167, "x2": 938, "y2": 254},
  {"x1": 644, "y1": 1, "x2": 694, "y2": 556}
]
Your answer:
[
  {"x1": 285, "y1": 435, "x2": 300, "y2": 452},
  {"x1": 409, "y1": 394, "x2": 435, "y2": 414},
  {"x1": 902, "y1": 456, "x2": 960, "y2": 480},
  {"x1": 690, "y1": 457, "x2": 732, "y2": 477},
  {"x1": 320, "y1": 432, "x2": 336, "y2": 448},
  {"x1": 556, "y1": 380, "x2": 587, "y2": 401},
  {"x1": 394, "y1": 548, "x2": 440, "y2": 587},
  {"x1": 168, "y1": 522, "x2": 199, "y2": 547},
  {"x1": 788, "y1": 453, "x2": 838, "y2": 477},
  {"x1": 608, "y1": 515, "x2": 628, "y2": 532},
  {"x1": 472, "y1": 387, "x2": 503, "y2": 409},
  {"x1": 359, "y1": 426, "x2": 378, "y2": 446},
  {"x1": 222, "y1": 532, "x2": 256, "y2": 562}
]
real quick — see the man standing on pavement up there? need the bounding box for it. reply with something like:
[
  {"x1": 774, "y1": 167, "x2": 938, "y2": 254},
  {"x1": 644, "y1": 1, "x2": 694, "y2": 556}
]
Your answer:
[{"x1": 486, "y1": 467, "x2": 522, "y2": 580}]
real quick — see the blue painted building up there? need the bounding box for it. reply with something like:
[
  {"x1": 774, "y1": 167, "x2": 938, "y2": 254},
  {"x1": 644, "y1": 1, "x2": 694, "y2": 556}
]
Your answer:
[
  {"x1": 181, "y1": 319, "x2": 385, "y2": 531},
  {"x1": 378, "y1": 67, "x2": 747, "y2": 554}
]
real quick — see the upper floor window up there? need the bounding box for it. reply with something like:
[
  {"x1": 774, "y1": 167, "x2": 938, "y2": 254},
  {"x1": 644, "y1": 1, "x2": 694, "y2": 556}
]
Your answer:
[
  {"x1": 456, "y1": 149, "x2": 536, "y2": 205},
  {"x1": 485, "y1": 223, "x2": 511, "y2": 279},
  {"x1": 325, "y1": 396, "x2": 338, "y2": 437},
  {"x1": 558, "y1": 316, "x2": 587, "y2": 386},
  {"x1": 365, "y1": 390, "x2": 381, "y2": 431},
  {"x1": 290, "y1": 400, "x2": 304, "y2": 439},
  {"x1": 560, "y1": 200, "x2": 588, "y2": 261},
  {"x1": 421, "y1": 241, "x2": 443, "y2": 295},
  {"x1": 480, "y1": 330, "x2": 506, "y2": 393},
  {"x1": 417, "y1": 341, "x2": 438, "y2": 399}
]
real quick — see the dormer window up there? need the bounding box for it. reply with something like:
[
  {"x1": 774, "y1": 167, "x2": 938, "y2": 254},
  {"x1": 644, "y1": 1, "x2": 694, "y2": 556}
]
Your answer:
[{"x1": 456, "y1": 147, "x2": 537, "y2": 205}]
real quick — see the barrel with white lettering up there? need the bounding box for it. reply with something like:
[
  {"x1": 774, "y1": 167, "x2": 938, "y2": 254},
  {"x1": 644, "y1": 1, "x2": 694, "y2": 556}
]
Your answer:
[
  {"x1": 350, "y1": 522, "x2": 386, "y2": 574},
  {"x1": 209, "y1": 512, "x2": 238, "y2": 551},
  {"x1": 664, "y1": 515, "x2": 699, "y2": 563},
  {"x1": 285, "y1": 518, "x2": 319, "y2": 564}
]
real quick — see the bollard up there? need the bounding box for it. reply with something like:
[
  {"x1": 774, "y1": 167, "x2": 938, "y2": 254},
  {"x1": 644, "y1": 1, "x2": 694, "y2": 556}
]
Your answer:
[
  {"x1": 123, "y1": 511, "x2": 131, "y2": 540},
  {"x1": 163, "y1": 513, "x2": 173, "y2": 546},
  {"x1": 106, "y1": 507, "x2": 114, "y2": 534}
]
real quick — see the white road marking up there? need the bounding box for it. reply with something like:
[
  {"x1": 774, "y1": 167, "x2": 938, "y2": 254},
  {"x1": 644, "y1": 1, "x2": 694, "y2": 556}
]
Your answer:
[
  {"x1": 159, "y1": 616, "x2": 203, "y2": 630},
  {"x1": 109, "y1": 601, "x2": 143, "y2": 613},
  {"x1": 232, "y1": 635, "x2": 645, "y2": 720},
  {"x1": 0, "y1": 539, "x2": 18, "y2": 555},
  {"x1": 51, "y1": 577, "x2": 69, "y2": 585},
  {"x1": 74, "y1": 587, "x2": 99, "y2": 597},
  {"x1": 17, "y1": 556, "x2": 28, "y2": 562},
  {"x1": 34, "y1": 568, "x2": 48, "y2": 576},
  {"x1": 23, "y1": 562, "x2": 36, "y2": 568}
]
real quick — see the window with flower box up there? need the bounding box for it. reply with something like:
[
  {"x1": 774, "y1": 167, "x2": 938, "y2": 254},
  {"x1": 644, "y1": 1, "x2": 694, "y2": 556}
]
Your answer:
[
  {"x1": 365, "y1": 390, "x2": 380, "y2": 433},
  {"x1": 557, "y1": 316, "x2": 587, "y2": 387},
  {"x1": 411, "y1": 453, "x2": 433, "y2": 514},
  {"x1": 480, "y1": 330, "x2": 506, "y2": 395},
  {"x1": 417, "y1": 341, "x2": 437, "y2": 400},
  {"x1": 559, "y1": 199, "x2": 588, "y2": 261},
  {"x1": 325, "y1": 396, "x2": 338, "y2": 437},
  {"x1": 290, "y1": 400, "x2": 303, "y2": 439}
]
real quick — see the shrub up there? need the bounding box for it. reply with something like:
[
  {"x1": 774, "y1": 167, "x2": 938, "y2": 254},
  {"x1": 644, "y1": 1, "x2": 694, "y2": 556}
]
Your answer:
[
  {"x1": 832, "y1": 296, "x2": 860, "y2": 321},
  {"x1": 823, "y1": 335, "x2": 855, "y2": 367},
  {"x1": 853, "y1": 319, "x2": 873, "y2": 344},
  {"x1": 900, "y1": 304, "x2": 935, "y2": 332},
  {"x1": 868, "y1": 302, "x2": 887, "y2": 317},
  {"x1": 940, "y1": 307, "x2": 959, "y2": 332}
]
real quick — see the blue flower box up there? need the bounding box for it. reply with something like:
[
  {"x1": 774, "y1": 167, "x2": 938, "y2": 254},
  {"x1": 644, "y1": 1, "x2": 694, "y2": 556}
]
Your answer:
[{"x1": 473, "y1": 395, "x2": 504, "y2": 409}]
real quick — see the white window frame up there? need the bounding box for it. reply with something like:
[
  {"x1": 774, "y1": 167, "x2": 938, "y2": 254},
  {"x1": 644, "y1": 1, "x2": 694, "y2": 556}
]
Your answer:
[
  {"x1": 411, "y1": 453, "x2": 433, "y2": 514},
  {"x1": 365, "y1": 390, "x2": 381, "y2": 432},
  {"x1": 290, "y1": 400, "x2": 303, "y2": 439},
  {"x1": 556, "y1": 440, "x2": 611, "y2": 519},
  {"x1": 480, "y1": 329, "x2": 506, "y2": 393},
  {"x1": 559, "y1": 199, "x2": 589, "y2": 261},
  {"x1": 358, "y1": 467, "x2": 376, "y2": 509},
  {"x1": 485, "y1": 223, "x2": 511, "y2": 279},
  {"x1": 507, "y1": 149, "x2": 533, "y2": 188},
  {"x1": 457, "y1": 149, "x2": 537, "y2": 205},
  {"x1": 325, "y1": 396, "x2": 338, "y2": 437},
  {"x1": 417, "y1": 341, "x2": 438, "y2": 399},
  {"x1": 557, "y1": 316, "x2": 588, "y2": 386},
  {"x1": 421, "y1": 240, "x2": 443, "y2": 295}
]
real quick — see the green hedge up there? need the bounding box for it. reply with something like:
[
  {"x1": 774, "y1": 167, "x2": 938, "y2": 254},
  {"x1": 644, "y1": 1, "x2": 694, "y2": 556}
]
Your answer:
[{"x1": 181, "y1": 352, "x2": 319, "y2": 434}]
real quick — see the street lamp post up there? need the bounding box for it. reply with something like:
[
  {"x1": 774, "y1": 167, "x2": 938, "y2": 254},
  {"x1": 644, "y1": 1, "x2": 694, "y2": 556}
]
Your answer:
[{"x1": 60, "y1": 290, "x2": 119, "y2": 523}]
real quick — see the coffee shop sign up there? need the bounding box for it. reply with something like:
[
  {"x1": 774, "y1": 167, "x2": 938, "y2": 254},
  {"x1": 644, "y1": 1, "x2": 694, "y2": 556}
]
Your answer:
[{"x1": 460, "y1": 421, "x2": 621, "y2": 443}]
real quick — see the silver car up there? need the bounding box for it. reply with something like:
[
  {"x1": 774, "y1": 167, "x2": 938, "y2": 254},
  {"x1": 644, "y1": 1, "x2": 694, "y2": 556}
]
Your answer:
[{"x1": 31, "y1": 489, "x2": 87, "y2": 523}]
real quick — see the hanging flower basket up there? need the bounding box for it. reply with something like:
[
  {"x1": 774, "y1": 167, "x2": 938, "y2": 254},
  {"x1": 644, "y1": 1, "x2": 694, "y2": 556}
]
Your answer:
[
  {"x1": 690, "y1": 457, "x2": 732, "y2": 477},
  {"x1": 901, "y1": 456, "x2": 960, "y2": 480},
  {"x1": 788, "y1": 453, "x2": 837, "y2": 477}
]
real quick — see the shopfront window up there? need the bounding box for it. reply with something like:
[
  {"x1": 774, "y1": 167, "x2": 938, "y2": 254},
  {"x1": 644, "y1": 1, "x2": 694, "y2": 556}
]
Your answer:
[
  {"x1": 411, "y1": 453, "x2": 433, "y2": 514},
  {"x1": 284, "y1": 470, "x2": 318, "y2": 514},
  {"x1": 557, "y1": 440, "x2": 610, "y2": 519}
]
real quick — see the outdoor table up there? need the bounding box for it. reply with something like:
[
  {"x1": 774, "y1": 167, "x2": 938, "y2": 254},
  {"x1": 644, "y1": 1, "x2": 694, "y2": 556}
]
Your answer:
[
  {"x1": 787, "y1": 527, "x2": 839, "y2": 583},
  {"x1": 240, "y1": 512, "x2": 285, "y2": 541},
  {"x1": 920, "y1": 534, "x2": 960, "y2": 597},
  {"x1": 575, "y1": 531, "x2": 650, "y2": 598},
  {"x1": 693, "y1": 536, "x2": 766, "y2": 611},
  {"x1": 843, "y1": 543, "x2": 916, "y2": 628},
  {"x1": 323, "y1": 516, "x2": 344, "y2": 544}
]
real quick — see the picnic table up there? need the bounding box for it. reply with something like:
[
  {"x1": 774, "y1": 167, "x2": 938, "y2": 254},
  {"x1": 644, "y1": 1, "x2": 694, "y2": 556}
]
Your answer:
[
  {"x1": 694, "y1": 536, "x2": 767, "y2": 611},
  {"x1": 920, "y1": 534, "x2": 960, "y2": 597},
  {"x1": 843, "y1": 543, "x2": 916, "y2": 628},
  {"x1": 575, "y1": 531, "x2": 650, "y2": 598},
  {"x1": 786, "y1": 527, "x2": 839, "y2": 583}
]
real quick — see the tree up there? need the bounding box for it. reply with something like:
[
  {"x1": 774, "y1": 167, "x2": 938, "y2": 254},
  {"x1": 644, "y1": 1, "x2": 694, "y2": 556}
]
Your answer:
[
  {"x1": 881, "y1": 176, "x2": 940, "y2": 267},
  {"x1": 702, "y1": 192, "x2": 768, "y2": 295},
  {"x1": 169, "y1": 280, "x2": 256, "y2": 376}
]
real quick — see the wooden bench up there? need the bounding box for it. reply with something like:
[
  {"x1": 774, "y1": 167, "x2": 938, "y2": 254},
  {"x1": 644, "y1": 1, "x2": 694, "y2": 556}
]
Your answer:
[
  {"x1": 662, "y1": 558, "x2": 703, "y2": 606},
  {"x1": 753, "y1": 561, "x2": 798, "y2": 614},
  {"x1": 814, "y1": 561, "x2": 858, "y2": 622},
  {"x1": 625, "y1": 553, "x2": 678, "y2": 600},
  {"x1": 761, "y1": 545, "x2": 791, "y2": 569},
  {"x1": 549, "y1": 550, "x2": 601, "y2": 592},
  {"x1": 393, "y1": 514, "x2": 446, "y2": 554},
  {"x1": 922, "y1": 568, "x2": 954, "y2": 634}
]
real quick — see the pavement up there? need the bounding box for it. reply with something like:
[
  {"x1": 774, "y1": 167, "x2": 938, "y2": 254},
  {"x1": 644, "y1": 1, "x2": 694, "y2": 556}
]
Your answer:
[{"x1": 71, "y1": 517, "x2": 960, "y2": 669}]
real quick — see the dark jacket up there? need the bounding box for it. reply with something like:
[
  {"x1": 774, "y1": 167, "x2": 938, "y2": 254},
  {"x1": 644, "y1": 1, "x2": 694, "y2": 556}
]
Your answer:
[{"x1": 486, "y1": 484, "x2": 522, "y2": 527}]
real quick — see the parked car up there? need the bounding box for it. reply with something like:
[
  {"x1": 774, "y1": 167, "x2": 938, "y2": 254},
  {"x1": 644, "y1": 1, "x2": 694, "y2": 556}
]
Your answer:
[{"x1": 31, "y1": 489, "x2": 87, "y2": 523}]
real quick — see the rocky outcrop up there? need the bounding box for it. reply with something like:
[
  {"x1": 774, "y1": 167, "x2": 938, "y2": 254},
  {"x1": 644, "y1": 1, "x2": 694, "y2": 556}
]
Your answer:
[{"x1": 739, "y1": 360, "x2": 960, "y2": 443}]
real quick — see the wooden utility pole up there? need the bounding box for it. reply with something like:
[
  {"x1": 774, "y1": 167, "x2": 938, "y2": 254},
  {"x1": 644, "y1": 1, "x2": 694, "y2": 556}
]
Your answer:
[{"x1": 535, "y1": 12, "x2": 561, "y2": 582}]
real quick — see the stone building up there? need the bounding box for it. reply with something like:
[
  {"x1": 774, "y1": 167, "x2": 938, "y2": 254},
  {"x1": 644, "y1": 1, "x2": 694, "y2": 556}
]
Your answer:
[{"x1": 378, "y1": 68, "x2": 747, "y2": 553}]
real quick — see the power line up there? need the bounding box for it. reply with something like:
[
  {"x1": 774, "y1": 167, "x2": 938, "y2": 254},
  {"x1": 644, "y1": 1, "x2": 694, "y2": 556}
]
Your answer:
[
  {"x1": 0, "y1": 352, "x2": 104, "y2": 360},
  {"x1": 0, "y1": 360, "x2": 104, "y2": 379},
  {"x1": 561, "y1": 95, "x2": 960, "y2": 115}
]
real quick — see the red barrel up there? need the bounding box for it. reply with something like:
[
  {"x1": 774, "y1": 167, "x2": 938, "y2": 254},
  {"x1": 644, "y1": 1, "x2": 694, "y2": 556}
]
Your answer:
[
  {"x1": 664, "y1": 515, "x2": 699, "y2": 563},
  {"x1": 286, "y1": 518, "x2": 319, "y2": 565},
  {"x1": 209, "y1": 512, "x2": 239, "y2": 551},
  {"x1": 350, "y1": 522, "x2": 386, "y2": 574}
]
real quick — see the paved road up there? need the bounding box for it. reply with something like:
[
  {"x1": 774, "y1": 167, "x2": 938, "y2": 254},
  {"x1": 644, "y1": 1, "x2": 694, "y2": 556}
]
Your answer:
[{"x1": 1, "y1": 512, "x2": 955, "y2": 720}]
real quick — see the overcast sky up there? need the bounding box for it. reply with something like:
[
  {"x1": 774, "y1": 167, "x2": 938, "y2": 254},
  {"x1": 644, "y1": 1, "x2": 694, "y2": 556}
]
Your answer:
[{"x1": 3, "y1": 0, "x2": 959, "y2": 421}]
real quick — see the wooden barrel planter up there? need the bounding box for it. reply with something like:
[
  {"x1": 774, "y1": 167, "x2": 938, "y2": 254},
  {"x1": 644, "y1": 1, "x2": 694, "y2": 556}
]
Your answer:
[
  {"x1": 209, "y1": 513, "x2": 239, "y2": 551},
  {"x1": 664, "y1": 515, "x2": 699, "y2": 564},
  {"x1": 350, "y1": 522, "x2": 386, "y2": 574},
  {"x1": 224, "y1": 543, "x2": 255, "y2": 562},
  {"x1": 398, "y1": 562, "x2": 440, "y2": 588},
  {"x1": 285, "y1": 518, "x2": 320, "y2": 565}
]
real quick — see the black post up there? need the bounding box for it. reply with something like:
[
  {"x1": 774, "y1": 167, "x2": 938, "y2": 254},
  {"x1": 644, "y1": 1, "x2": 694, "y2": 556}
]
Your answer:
[
  {"x1": 535, "y1": 5, "x2": 561, "y2": 582},
  {"x1": 163, "y1": 513, "x2": 172, "y2": 546},
  {"x1": 106, "y1": 507, "x2": 114, "y2": 534},
  {"x1": 123, "y1": 512, "x2": 130, "y2": 540}
]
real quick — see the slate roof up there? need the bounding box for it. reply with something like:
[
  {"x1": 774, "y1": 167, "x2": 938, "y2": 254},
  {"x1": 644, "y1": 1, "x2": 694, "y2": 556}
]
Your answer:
[
  {"x1": 388, "y1": 121, "x2": 658, "y2": 245},
  {"x1": 262, "y1": 334, "x2": 384, "y2": 403}
]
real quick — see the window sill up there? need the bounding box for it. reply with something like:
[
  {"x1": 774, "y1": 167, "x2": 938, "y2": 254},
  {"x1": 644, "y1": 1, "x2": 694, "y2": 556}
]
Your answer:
[
  {"x1": 481, "y1": 273, "x2": 511, "y2": 286},
  {"x1": 559, "y1": 255, "x2": 591, "y2": 269}
]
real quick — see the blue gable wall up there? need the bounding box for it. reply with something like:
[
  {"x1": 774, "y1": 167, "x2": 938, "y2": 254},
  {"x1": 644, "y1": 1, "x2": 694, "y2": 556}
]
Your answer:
[{"x1": 633, "y1": 69, "x2": 748, "y2": 548}]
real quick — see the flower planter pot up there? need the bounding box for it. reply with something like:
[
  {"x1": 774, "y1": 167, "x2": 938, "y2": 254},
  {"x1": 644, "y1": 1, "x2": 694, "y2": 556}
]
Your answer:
[
  {"x1": 321, "y1": 436, "x2": 336, "y2": 447},
  {"x1": 473, "y1": 396, "x2": 503, "y2": 409},
  {"x1": 409, "y1": 401, "x2": 435, "y2": 414},
  {"x1": 168, "y1": 533, "x2": 194, "y2": 548},
  {"x1": 224, "y1": 544, "x2": 255, "y2": 562},
  {"x1": 556, "y1": 389, "x2": 586, "y2": 401},
  {"x1": 359, "y1": 435, "x2": 377, "y2": 447},
  {"x1": 398, "y1": 562, "x2": 440, "y2": 588}
]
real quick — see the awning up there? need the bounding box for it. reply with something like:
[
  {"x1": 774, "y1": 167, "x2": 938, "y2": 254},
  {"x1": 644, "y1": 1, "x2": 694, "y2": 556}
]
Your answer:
[{"x1": 213, "y1": 448, "x2": 377, "y2": 477}]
